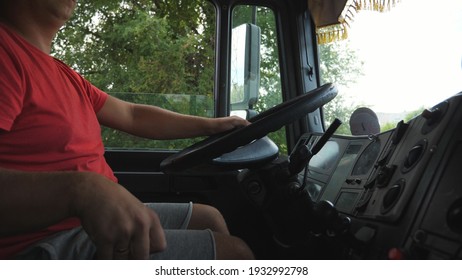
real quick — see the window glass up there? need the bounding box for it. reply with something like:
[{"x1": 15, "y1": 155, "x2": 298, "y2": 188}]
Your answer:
[
  {"x1": 231, "y1": 5, "x2": 288, "y2": 154},
  {"x1": 53, "y1": 0, "x2": 216, "y2": 149},
  {"x1": 319, "y1": 0, "x2": 462, "y2": 135}
]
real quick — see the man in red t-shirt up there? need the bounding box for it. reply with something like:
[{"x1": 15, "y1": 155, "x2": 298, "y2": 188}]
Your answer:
[{"x1": 0, "y1": 0, "x2": 253, "y2": 260}]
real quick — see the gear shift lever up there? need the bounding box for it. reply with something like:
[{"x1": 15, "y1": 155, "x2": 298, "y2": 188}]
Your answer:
[
  {"x1": 268, "y1": 118, "x2": 351, "y2": 245},
  {"x1": 288, "y1": 118, "x2": 342, "y2": 176}
]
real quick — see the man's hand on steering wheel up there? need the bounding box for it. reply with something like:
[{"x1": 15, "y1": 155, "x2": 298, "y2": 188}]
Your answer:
[{"x1": 161, "y1": 83, "x2": 338, "y2": 173}]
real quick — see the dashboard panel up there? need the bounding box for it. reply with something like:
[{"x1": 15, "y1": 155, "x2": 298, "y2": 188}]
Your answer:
[
  {"x1": 294, "y1": 130, "x2": 392, "y2": 214},
  {"x1": 291, "y1": 92, "x2": 462, "y2": 259}
]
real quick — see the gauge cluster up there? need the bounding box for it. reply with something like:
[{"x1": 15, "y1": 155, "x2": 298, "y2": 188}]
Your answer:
[{"x1": 292, "y1": 92, "x2": 462, "y2": 259}]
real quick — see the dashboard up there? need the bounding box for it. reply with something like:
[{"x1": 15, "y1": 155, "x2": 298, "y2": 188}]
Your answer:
[{"x1": 291, "y1": 92, "x2": 462, "y2": 259}]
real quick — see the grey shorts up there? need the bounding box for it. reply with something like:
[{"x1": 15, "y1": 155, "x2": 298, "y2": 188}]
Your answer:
[{"x1": 15, "y1": 202, "x2": 216, "y2": 260}]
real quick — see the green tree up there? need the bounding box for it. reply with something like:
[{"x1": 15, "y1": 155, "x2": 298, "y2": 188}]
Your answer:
[
  {"x1": 381, "y1": 107, "x2": 424, "y2": 131},
  {"x1": 53, "y1": 0, "x2": 216, "y2": 149},
  {"x1": 232, "y1": 5, "x2": 286, "y2": 153},
  {"x1": 55, "y1": 2, "x2": 347, "y2": 153},
  {"x1": 55, "y1": 0, "x2": 215, "y2": 95},
  {"x1": 319, "y1": 41, "x2": 365, "y2": 134}
]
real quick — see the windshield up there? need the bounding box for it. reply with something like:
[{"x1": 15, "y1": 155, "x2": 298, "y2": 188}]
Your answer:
[{"x1": 319, "y1": 0, "x2": 462, "y2": 135}]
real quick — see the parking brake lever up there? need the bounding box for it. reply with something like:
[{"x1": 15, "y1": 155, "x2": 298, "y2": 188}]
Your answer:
[{"x1": 289, "y1": 118, "x2": 342, "y2": 176}]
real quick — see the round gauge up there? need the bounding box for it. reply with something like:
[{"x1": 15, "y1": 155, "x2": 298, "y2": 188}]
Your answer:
[
  {"x1": 349, "y1": 107, "x2": 380, "y2": 136},
  {"x1": 351, "y1": 139, "x2": 381, "y2": 176}
]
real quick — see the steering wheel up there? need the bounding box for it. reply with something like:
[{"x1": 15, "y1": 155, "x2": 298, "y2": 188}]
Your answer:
[{"x1": 160, "y1": 83, "x2": 338, "y2": 173}]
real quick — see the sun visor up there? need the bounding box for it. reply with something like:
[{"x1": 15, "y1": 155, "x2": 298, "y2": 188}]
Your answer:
[{"x1": 308, "y1": 0, "x2": 401, "y2": 44}]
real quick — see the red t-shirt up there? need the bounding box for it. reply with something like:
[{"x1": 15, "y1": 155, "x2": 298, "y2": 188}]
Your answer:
[{"x1": 0, "y1": 23, "x2": 117, "y2": 259}]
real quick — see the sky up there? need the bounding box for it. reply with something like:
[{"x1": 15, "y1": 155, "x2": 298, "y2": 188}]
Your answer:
[{"x1": 342, "y1": 0, "x2": 462, "y2": 114}]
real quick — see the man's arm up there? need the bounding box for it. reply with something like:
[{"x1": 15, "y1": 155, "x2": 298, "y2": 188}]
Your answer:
[
  {"x1": 0, "y1": 168, "x2": 166, "y2": 259},
  {"x1": 96, "y1": 95, "x2": 249, "y2": 140}
]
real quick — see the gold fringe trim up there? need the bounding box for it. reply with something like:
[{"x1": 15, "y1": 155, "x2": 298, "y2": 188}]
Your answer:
[
  {"x1": 316, "y1": 0, "x2": 400, "y2": 44},
  {"x1": 317, "y1": 24, "x2": 349, "y2": 45}
]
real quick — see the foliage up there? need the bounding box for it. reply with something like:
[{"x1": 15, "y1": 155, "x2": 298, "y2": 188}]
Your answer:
[
  {"x1": 319, "y1": 41, "x2": 365, "y2": 135},
  {"x1": 56, "y1": 0, "x2": 215, "y2": 95},
  {"x1": 380, "y1": 121, "x2": 396, "y2": 132},
  {"x1": 232, "y1": 6, "x2": 286, "y2": 153},
  {"x1": 52, "y1": 1, "x2": 362, "y2": 152},
  {"x1": 381, "y1": 106, "x2": 424, "y2": 132},
  {"x1": 53, "y1": 0, "x2": 216, "y2": 149},
  {"x1": 54, "y1": 1, "x2": 289, "y2": 152},
  {"x1": 322, "y1": 93, "x2": 358, "y2": 135}
]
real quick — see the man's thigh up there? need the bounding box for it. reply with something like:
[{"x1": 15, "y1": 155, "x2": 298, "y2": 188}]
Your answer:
[
  {"x1": 145, "y1": 202, "x2": 192, "y2": 230},
  {"x1": 16, "y1": 202, "x2": 216, "y2": 259}
]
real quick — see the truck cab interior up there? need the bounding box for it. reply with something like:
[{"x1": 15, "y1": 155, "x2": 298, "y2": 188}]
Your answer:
[{"x1": 59, "y1": 0, "x2": 462, "y2": 259}]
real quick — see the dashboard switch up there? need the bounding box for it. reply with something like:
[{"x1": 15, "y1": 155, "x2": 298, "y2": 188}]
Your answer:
[
  {"x1": 421, "y1": 101, "x2": 449, "y2": 134},
  {"x1": 392, "y1": 120, "x2": 409, "y2": 145},
  {"x1": 422, "y1": 108, "x2": 442, "y2": 125},
  {"x1": 376, "y1": 165, "x2": 396, "y2": 188}
]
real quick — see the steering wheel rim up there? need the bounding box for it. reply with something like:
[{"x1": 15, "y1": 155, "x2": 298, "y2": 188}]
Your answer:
[{"x1": 160, "y1": 83, "x2": 338, "y2": 173}]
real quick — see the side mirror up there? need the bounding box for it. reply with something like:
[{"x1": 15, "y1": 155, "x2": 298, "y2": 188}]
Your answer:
[{"x1": 230, "y1": 23, "x2": 261, "y2": 117}]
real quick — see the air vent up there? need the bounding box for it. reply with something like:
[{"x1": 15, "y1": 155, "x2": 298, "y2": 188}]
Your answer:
[
  {"x1": 381, "y1": 179, "x2": 405, "y2": 214},
  {"x1": 447, "y1": 198, "x2": 462, "y2": 234},
  {"x1": 402, "y1": 139, "x2": 427, "y2": 173}
]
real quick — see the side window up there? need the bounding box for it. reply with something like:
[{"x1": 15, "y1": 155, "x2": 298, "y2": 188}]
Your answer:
[
  {"x1": 231, "y1": 5, "x2": 288, "y2": 154},
  {"x1": 53, "y1": 0, "x2": 216, "y2": 149}
]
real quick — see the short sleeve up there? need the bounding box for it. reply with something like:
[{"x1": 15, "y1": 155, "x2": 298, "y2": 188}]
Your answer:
[
  {"x1": 77, "y1": 77, "x2": 108, "y2": 113},
  {"x1": 65, "y1": 64, "x2": 109, "y2": 113},
  {"x1": 85, "y1": 81, "x2": 109, "y2": 113},
  {"x1": 53, "y1": 58, "x2": 109, "y2": 114}
]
